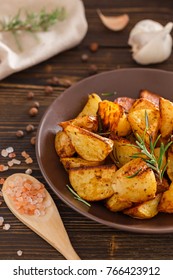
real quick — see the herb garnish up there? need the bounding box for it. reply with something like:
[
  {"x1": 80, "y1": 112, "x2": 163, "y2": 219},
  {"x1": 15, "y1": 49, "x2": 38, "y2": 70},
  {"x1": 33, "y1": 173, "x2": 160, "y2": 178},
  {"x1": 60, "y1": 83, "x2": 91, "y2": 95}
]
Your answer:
[
  {"x1": 0, "y1": 7, "x2": 66, "y2": 50},
  {"x1": 66, "y1": 185, "x2": 91, "y2": 207},
  {"x1": 128, "y1": 111, "x2": 173, "y2": 182}
]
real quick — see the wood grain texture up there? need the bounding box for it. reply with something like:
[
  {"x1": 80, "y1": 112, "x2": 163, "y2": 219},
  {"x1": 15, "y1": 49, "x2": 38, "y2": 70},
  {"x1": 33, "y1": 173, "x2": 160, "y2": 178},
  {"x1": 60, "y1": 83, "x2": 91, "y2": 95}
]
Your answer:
[{"x1": 1, "y1": 0, "x2": 173, "y2": 260}]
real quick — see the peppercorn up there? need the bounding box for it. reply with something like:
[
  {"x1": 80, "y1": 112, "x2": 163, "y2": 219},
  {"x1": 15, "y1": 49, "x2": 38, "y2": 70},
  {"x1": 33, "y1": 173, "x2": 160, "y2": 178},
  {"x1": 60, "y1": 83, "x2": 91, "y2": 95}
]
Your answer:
[
  {"x1": 26, "y1": 124, "x2": 35, "y2": 132},
  {"x1": 29, "y1": 107, "x2": 38, "y2": 117},
  {"x1": 88, "y1": 64, "x2": 98, "y2": 75},
  {"x1": 33, "y1": 101, "x2": 40, "y2": 108},
  {"x1": 89, "y1": 42, "x2": 99, "y2": 52},
  {"x1": 16, "y1": 130, "x2": 24, "y2": 138},
  {"x1": 27, "y1": 91, "x2": 35, "y2": 100},
  {"x1": 30, "y1": 136, "x2": 36, "y2": 145},
  {"x1": 44, "y1": 85, "x2": 54, "y2": 94},
  {"x1": 81, "y1": 53, "x2": 89, "y2": 62}
]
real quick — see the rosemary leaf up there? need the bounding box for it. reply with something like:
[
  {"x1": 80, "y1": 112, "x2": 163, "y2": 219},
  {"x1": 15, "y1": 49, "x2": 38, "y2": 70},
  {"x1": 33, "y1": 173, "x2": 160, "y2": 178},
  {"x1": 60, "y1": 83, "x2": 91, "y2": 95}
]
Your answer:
[
  {"x1": 66, "y1": 184, "x2": 91, "y2": 207},
  {"x1": 126, "y1": 111, "x2": 172, "y2": 183},
  {"x1": 153, "y1": 134, "x2": 161, "y2": 148}
]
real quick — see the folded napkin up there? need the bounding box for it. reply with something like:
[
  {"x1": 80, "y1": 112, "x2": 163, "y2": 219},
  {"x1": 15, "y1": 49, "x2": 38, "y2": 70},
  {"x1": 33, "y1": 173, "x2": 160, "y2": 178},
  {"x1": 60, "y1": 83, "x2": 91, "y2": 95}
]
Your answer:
[{"x1": 0, "y1": 0, "x2": 88, "y2": 80}]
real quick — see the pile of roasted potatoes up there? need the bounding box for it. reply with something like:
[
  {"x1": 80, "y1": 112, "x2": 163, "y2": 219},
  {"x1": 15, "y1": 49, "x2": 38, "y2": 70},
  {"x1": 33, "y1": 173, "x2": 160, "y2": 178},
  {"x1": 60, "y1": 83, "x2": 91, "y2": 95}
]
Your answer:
[{"x1": 55, "y1": 89, "x2": 173, "y2": 219}]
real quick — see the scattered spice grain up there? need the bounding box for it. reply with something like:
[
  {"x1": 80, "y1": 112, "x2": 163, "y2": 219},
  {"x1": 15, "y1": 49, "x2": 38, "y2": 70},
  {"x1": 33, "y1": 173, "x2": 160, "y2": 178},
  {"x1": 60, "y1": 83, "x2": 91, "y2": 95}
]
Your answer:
[
  {"x1": 16, "y1": 130, "x2": 24, "y2": 138},
  {"x1": 3, "y1": 223, "x2": 11, "y2": 230},
  {"x1": 44, "y1": 85, "x2": 54, "y2": 94},
  {"x1": 29, "y1": 107, "x2": 38, "y2": 117},
  {"x1": 25, "y1": 168, "x2": 32, "y2": 175},
  {"x1": 0, "y1": 216, "x2": 4, "y2": 226},
  {"x1": 81, "y1": 53, "x2": 89, "y2": 62},
  {"x1": 17, "y1": 250, "x2": 23, "y2": 257},
  {"x1": 88, "y1": 64, "x2": 98, "y2": 75},
  {"x1": 27, "y1": 91, "x2": 35, "y2": 100},
  {"x1": 30, "y1": 136, "x2": 36, "y2": 146},
  {"x1": 89, "y1": 42, "x2": 99, "y2": 52},
  {"x1": 26, "y1": 124, "x2": 35, "y2": 132}
]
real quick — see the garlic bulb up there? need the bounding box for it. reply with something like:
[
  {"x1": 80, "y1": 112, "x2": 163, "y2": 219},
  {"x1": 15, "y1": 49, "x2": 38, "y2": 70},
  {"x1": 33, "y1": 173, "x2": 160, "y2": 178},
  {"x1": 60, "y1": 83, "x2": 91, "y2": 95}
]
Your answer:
[{"x1": 128, "y1": 20, "x2": 173, "y2": 65}]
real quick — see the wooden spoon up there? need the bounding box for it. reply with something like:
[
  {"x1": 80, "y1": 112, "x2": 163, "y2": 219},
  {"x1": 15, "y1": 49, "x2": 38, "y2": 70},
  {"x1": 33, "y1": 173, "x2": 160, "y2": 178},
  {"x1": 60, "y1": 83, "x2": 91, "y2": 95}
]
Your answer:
[
  {"x1": 97, "y1": 9, "x2": 129, "y2": 31},
  {"x1": 2, "y1": 173, "x2": 80, "y2": 260}
]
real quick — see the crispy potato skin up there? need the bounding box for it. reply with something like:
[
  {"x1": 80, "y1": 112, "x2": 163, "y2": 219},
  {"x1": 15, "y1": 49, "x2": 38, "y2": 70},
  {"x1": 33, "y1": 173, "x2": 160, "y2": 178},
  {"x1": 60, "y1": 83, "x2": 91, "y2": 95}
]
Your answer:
[
  {"x1": 64, "y1": 124, "x2": 113, "y2": 161},
  {"x1": 123, "y1": 194, "x2": 162, "y2": 219},
  {"x1": 160, "y1": 97, "x2": 173, "y2": 138},
  {"x1": 55, "y1": 131, "x2": 76, "y2": 158},
  {"x1": 98, "y1": 100, "x2": 131, "y2": 136},
  {"x1": 128, "y1": 108, "x2": 160, "y2": 144},
  {"x1": 110, "y1": 136, "x2": 140, "y2": 168},
  {"x1": 59, "y1": 116, "x2": 98, "y2": 132},
  {"x1": 69, "y1": 165, "x2": 116, "y2": 201},
  {"x1": 167, "y1": 149, "x2": 173, "y2": 181},
  {"x1": 139, "y1": 90, "x2": 160, "y2": 108},
  {"x1": 105, "y1": 194, "x2": 133, "y2": 212},
  {"x1": 77, "y1": 93, "x2": 102, "y2": 117},
  {"x1": 159, "y1": 183, "x2": 173, "y2": 213},
  {"x1": 114, "y1": 97, "x2": 135, "y2": 112},
  {"x1": 112, "y1": 158, "x2": 157, "y2": 203},
  {"x1": 60, "y1": 157, "x2": 104, "y2": 172}
]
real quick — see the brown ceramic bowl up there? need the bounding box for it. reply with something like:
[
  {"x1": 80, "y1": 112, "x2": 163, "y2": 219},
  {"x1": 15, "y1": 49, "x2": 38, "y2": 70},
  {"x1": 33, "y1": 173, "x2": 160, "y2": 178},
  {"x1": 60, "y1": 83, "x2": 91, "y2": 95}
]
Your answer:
[{"x1": 36, "y1": 68, "x2": 173, "y2": 233}]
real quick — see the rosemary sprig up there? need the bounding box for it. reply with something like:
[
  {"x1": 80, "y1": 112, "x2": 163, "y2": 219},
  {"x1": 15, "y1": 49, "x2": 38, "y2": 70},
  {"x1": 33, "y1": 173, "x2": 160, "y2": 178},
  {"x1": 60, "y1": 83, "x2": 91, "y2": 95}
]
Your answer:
[
  {"x1": 0, "y1": 8, "x2": 66, "y2": 32},
  {"x1": 128, "y1": 111, "x2": 173, "y2": 182},
  {"x1": 66, "y1": 185, "x2": 91, "y2": 207},
  {"x1": 0, "y1": 8, "x2": 66, "y2": 51}
]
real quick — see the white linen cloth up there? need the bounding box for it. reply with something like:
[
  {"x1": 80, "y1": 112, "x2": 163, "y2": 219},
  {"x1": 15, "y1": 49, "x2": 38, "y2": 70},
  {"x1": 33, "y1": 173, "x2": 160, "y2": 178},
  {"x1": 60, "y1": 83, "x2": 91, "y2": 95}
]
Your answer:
[{"x1": 0, "y1": 0, "x2": 88, "y2": 80}]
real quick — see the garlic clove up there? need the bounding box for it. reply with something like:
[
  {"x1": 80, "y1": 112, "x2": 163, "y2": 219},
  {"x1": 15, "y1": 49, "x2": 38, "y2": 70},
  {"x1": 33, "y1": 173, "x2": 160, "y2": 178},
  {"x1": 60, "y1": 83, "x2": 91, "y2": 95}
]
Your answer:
[
  {"x1": 97, "y1": 9, "x2": 129, "y2": 31},
  {"x1": 133, "y1": 24, "x2": 173, "y2": 65},
  {"x1": 128, "y1": 20, "x2": 173, "y2": 65}
]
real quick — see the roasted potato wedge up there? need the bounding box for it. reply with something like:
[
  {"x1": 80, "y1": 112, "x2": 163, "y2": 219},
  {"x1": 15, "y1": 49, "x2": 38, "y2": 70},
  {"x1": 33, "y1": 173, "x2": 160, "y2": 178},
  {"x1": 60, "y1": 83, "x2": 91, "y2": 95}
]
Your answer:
[
  {"x1": 59, "y1": 115, "x2": 98, "y2": 132},
  {"x1": 60, "y1": 157, "x2": 104, "y2": 172},
  {"x1": 139, "y1": 89, "x2": 160, "y2": 108},
  {"x1": 112, "y1": 158, "x2": 157, "y2": 203},
  {"x1": 69, "y1": 165, "x2": 116, "y2": 201},
  {"x1": 159, "y1": 182, "x2": 173, "y2": 213},
  {"x1": 114, "y1": 97, "x2": 135, "y2": 112},
  {"x1": 167, "y1": 148, "x2": 173, "y2": 181},
  {"x1": 115, "y1": 112, "x2": 132, "y2": 136},
  {"x1": 111, "y1": 137, "x2": 140, "y2": 167},
  {"x1": 98, "y1": 100, "x2": 123, "y2": 132},
  {"x1": 55, "y1": 131, "x2": 76, "y2": 158},
  {"x1": 128, "y1": 108, "x2": 160, "y2": 144},
  {"x1": 123, "y1": 194, "x2": 162, "y2": 219},
  {"x1": 77, "y1": 93, "x2": 102, "y2": 117},
  {"x1": 105, "y1": 193, "x2": 132, "y2": 212},
  {"x1": 129, "y1": 97, "x2": 157, "y2": 112},
  {"x1": 64, "y1": 124, "x2": 114, "y2": 161},
  {"x1": 160, "y1": 97, "x2": 173, "y2": 138}
]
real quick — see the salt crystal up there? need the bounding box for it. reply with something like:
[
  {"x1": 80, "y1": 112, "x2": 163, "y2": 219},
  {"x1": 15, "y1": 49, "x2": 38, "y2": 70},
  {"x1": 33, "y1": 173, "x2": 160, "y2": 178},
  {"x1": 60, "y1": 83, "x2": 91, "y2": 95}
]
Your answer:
[
  {"x1": 3, "y1": 223, "x2": 10, "y2": 230},
  {"x1": 25, "y1": 157, "x2": 33, "y2": 164},
  {"x1": 12, "y1": 159, "x2": 21, "y2": 165},
  {"x1": 25, "y1": 168, "x2": 32, "y2": 175},
  {"x1": 0, "y1": 216, "x2": 4, "y2": 226},
  {"x1": 8, "y1": 160, "x2": 14, "y2": 167},
  {"x1": 21, "y1": 151, "x2": 30, "y2": 159},
  {"x1": 6, "y1": 147, "x2": 14, "y2": 154},
  {"x1": 17, "y1": 250, "x2": 23, "y2": 256},
  {"x1": 1, "y1": 149, "x2": 8, "y2": 157},
  {"x1": 0, "y1": 165, "x2": 9, "y2": 172}
]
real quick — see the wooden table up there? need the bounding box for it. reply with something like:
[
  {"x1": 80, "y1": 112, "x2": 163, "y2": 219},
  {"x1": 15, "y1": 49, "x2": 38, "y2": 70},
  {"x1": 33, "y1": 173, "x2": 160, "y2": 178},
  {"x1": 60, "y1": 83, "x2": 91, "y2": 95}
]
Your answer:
[{"x1": 0, "y1": 0, "x2": 173, "y2": 260}]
